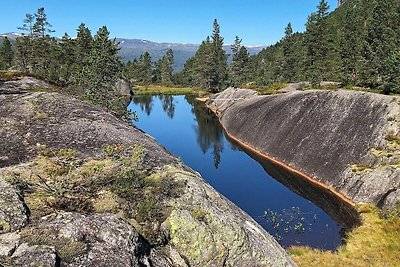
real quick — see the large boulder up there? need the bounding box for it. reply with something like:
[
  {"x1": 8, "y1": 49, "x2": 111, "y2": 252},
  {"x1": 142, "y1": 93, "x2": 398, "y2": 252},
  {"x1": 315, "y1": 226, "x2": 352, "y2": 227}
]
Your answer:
[
  {"x1": 0, "y1": 85, "x2": 296, "y2": 266},
  {"x1": 0, "y1": 179, "x2": 28, "y2": 234},
  {"x1": 207, "y1": 88, "x2": 400, "y2": 212},
  {"x1": 13, "y1": 212, "x2": 160, "y2": 267}
]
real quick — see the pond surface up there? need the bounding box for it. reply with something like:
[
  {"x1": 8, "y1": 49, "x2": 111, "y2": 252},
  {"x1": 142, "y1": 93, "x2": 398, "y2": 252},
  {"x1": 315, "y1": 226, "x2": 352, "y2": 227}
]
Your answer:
[{"x1": 128, "y1": 94, "x2": 341, "y2": 250}]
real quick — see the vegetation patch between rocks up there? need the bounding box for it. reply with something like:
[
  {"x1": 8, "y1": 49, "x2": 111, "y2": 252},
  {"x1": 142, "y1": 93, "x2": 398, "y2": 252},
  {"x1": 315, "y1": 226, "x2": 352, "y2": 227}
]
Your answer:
[
  {"x1": 288, "y1": 204, "x2": 400, "y2": 267},
  {"x1": 133, "y1": 84, "x2": 207, "y2": 96},
  {"x1": 2, "y1": 144, "x2": 186, "y2": 245}
]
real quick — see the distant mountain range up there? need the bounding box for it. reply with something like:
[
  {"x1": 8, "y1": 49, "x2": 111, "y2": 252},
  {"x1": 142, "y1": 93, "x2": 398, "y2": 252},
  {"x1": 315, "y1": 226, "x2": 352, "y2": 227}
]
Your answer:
[
  {"x1": 1, "y1": 32, "x2": 266, "y2": 71},
  {"x1": 116, "y1": 38, "x2": 266, "y2": 70}
]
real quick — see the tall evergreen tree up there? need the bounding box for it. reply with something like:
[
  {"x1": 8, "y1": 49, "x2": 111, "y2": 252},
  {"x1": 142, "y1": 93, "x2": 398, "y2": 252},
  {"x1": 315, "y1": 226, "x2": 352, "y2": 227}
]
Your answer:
[
  {"x1": 230, "y1": 36, "x2": 249, "y2": 87},
  {"x1": 33, "y1": 7, "x2": 54, "y2": 37},
  {"x1": 193, "y1": 37, "x2": 214, "y2": 89},
  {"x1": 18, "y1": 14, "x2": 35, "y2": 36},
  {"x1": 340, "y1": 2, "x2": 362, "y2": 85},
  {"x1": 282, "y1": 22, "x2": 296, "y2": 82},
  {"x1": 75, "y1": 23, "x2": 93, "y2": 61},
  {"x1": 385, "y1": 50, "x2": 400, "y2": 93},
  {"x1": 78, "y1": 26, "x2": 122, "y2": 90},
  {"x1": 361, "y1": 0, "x2": 397, "y2": 88},
  {"x1": 209, "y1": 19, "x2": 228, "y2": 92},
  {"x1": 0, "y1": 37, "x2": 14, "y2": 69},
  {"x1": 14, "y1": 36, "x2": 31, "y2": 72},
  {"x1": 159, "y1": 49, "x2": 174, "y2": 84},
  {"x1": 139, "y1": 52, "x2": 153, "y2": 83},
  {"x1": 304, "y1": 0, "x2": 330, "y2": 86}
]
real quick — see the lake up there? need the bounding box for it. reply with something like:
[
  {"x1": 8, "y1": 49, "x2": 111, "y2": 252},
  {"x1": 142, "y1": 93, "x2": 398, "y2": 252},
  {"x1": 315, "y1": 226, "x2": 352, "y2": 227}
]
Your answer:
[{"x1": 128, "y1": 94, "x2": 342, "y2": 250}]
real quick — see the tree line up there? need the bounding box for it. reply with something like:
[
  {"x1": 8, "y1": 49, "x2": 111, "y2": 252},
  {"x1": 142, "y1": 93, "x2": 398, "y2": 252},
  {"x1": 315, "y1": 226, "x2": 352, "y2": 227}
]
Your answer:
[
  {"x1": 1, "y1": 1, "x2": 399, "y2": 94},
  {"x1": 0, "y1": 8, "x2": 128, "y2": 117},
  {"x1": 247, "y1": 0, "x2": 400, "y2": 93}
]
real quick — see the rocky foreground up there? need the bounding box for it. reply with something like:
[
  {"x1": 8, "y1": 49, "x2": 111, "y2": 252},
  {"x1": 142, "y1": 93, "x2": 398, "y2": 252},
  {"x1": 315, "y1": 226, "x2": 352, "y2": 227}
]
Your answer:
[
  {"x1": 207, "y1": 88, "x2": 400, "y2": 214},
  {"x1": 0, "y1": 78, "x2": 295, "y2": 266}
]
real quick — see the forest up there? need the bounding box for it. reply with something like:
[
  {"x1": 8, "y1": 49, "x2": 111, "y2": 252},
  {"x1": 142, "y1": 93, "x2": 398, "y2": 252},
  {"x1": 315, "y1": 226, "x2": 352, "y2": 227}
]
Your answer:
[{"x1": 1, "y1": 0, "x2": 400, "y2": 96}]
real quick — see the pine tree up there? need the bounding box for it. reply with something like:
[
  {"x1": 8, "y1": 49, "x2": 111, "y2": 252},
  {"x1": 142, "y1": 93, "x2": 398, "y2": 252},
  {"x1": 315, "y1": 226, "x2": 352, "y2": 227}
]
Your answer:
[
  {"x1": 78, "y1": 26, "x2": 122, "y2": 90},
  {"x1": 385, "y1": 50, "x2": 400, "y2": 93},
  {"x1": 0, "y1": 37, "x2": 14, "y2": 69},
  {"x1": 14, "y1": 36, "x2": 31, "y2": 72},
  {"x1": 282, "y1": 22, "x2": 296, "y2": 82},
  {"x1": 230, "y1": 36, "x2": 249, "y2": 87},
  {"x1": 58, "y1": 33, "x2": 76, "y2": 85},
  {"x1": 75, "y1": 23, "x2": 93, "y2": 61},
  {"x1": 193, "y1": 37, "x2": 214, "y2": 89},
  {"x1": 362, "y1": 0, "x2": 397, "y2": 88},
  {"x1": 18, "y1": 14, "x2": 35, "y2": 36},
  {"x1": 139, "y1": 52, "x2": 153, "y2": 83},
  {"x1": 340, "y1": 2, "x2": 362, "y2": 85},
  {"x1": 304, "y1": 0, "x2": 330, "y2": 86},
  {"x1": 210, "y1": 19, "x2": 228, "y2": 92},
  {"x1": 159, "y1": 49, "x2": 174, "y2": 84},
  {"x1": 33, "y1": 7, "x2": 54, "y2": 38}
]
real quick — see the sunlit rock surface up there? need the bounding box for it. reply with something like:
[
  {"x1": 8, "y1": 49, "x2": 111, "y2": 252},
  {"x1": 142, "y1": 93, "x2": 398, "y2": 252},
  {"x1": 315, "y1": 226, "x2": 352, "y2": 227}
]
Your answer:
[{"x1": 207, "y1": 88, "x2": 400, "y2": 210}]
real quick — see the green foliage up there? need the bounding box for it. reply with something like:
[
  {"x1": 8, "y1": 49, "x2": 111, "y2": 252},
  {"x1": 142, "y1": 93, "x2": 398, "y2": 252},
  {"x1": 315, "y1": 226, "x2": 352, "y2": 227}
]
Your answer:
[
  {"x1": 77, "y1": 26, "x2": 122, "y2": 90},
  {"x1": 229, "y1": 36, "x2": 250, "y2": 87},
  {"x1": 125, "y1": 52, "x2": 153, "y2": 84},
  {"x1": 12, "y1": 9, "x2": 129, "y2": 118},
  {"x1": 32, "y1": 7, "x2": 55, "y2": 38},
  {"x1": 154, "y1": 49, "x2": 175, "y2": 84},
  {"x1": 0, "y1": 37, "x2": 14, "y2": 70},
  {"x1": 242, "y1": 0, "x2": 400, "y2": 94},
  {"x1": 177, "y1": 19, "x2": 228, "y2": 93}
]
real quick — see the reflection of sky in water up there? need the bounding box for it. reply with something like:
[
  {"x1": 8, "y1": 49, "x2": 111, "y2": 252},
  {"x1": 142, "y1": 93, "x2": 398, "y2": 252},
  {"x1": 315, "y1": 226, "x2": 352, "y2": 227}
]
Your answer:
[{"x1": 129, "y1": 95, "x2": 341, "y2": 250}]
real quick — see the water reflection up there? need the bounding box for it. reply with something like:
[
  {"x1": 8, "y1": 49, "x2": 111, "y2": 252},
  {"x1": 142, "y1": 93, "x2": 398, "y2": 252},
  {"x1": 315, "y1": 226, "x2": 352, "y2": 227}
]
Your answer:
[
  {"x1": 129, "y1": 95, "x2": 347, "y2": 249},
  {"x1": 132, "y1": 95, "x2": 153, "y2": 116},
  {"x1": 185, "y1": 95, "x2": 225, "y2": 169},
  {"x1": 158, "y1": 95, "x2": 176, "y2": 119}
]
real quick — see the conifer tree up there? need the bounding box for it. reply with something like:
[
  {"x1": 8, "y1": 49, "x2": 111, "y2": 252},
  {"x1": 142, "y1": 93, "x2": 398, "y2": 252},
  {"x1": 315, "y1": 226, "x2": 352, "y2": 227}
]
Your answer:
[
  {"x1": 33, "y1": 8, "x2": 54, "y2": 38},
  {"x1": 0, "y1": 37, "x2": 14, "y2": 69},
  {"x1": 210, "y1": 19, "x2": 228, "y2": 92},
  {"x1": 139, "y1": 52, "x2": 153, "y2": 83},
  {"x1": 159, "y1": 49, "x2": 174, "y2": 84},
  {"x1": 362, "y1": 0, "x2": 397, "y2": 88},
  {"x1": 282, "y1": 23, "x2": 296, "y2": 82},
  {"x1": 78, "y1": 26, "x2": 122, "y2": 90},
  {"x1": 18, "y1": 14, "x2": 35, "y2": 36},
  {"x1": 230, "y1": 36, "x2": 249, "y2": 87},
  {"x1": 14, "y1": 36, "x2": 31, "y2": 72},
  {"x1": 75, "y1": 23, "x2": 93, "y2": 61},
  {"x1": 304, "y1": 0, "x2": 330, "y2": 86},
  {"x1": 340, "y1": 2, "x2": 362, "y2": 85},
  {"x1": 193, "y1": 37, "x2": 214, "y2": 89}
]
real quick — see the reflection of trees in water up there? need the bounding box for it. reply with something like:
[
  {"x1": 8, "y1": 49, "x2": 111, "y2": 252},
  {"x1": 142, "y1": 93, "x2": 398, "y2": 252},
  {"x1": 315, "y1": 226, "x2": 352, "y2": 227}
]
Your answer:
[
  {"x1": 158, "y1": 95, "x2": 175, "y2": 119},
  {"x1": 185, "y1": 95, "x2": 224, "y2": 169},
  {"x1": 132, "y1": 95, "x2": 154, "y2": 116},
  {"x1": 132, "y1": 95, "x2": 176, "y2": 119}
]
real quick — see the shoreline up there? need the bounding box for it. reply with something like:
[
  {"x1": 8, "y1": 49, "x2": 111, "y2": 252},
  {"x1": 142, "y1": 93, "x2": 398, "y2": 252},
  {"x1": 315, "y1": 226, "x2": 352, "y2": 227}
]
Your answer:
[{"x1": 204, "y1": 101, "x2": 357, "y2": 208}]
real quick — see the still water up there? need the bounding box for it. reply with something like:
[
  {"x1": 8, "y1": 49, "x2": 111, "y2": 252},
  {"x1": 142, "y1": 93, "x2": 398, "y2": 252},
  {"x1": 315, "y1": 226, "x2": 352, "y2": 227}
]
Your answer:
[{"x1": 128, "y1": 94, "x2": 341, "y2": 250}]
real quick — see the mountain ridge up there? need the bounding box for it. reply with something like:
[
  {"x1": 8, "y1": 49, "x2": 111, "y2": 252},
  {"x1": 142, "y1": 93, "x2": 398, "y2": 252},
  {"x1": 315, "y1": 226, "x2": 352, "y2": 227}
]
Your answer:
[{"x1": 1, "y1": 32, "x2": 266, "y2": 71}]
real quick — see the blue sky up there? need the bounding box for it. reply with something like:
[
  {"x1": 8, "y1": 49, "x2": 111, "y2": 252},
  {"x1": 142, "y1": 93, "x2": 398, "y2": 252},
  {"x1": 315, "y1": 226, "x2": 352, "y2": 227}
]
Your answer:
[{"x1": 1, "y1": 0, "x2": 337, "y2": 45}]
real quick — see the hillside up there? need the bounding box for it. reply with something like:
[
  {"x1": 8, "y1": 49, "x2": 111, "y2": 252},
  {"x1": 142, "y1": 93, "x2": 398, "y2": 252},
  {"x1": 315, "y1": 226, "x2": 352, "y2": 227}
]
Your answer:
[{"x1": 247, "y1": 0, "x2": 400, "y2": 92}]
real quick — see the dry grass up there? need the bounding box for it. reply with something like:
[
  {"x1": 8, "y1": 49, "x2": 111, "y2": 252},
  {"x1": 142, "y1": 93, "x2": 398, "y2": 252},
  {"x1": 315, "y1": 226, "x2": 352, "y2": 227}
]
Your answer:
[
  {"x1": 243, "y1": 82, "x2": 288, "y2": 95},
  {"x1": 133, "y1": 84, "x2": 207, "y2": 96},
  {"x1": 288, "y1": 205, "x2": 400, "y2": 267}
]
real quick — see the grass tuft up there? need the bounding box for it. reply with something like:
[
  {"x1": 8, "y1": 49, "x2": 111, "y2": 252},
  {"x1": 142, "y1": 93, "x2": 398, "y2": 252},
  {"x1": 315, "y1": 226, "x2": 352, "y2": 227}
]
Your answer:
[
  {"x1": 133, "y1": 84, "x2": 207, "y2": 96},
  {"x1": 288, "y1": 204, "x2": 400, "y2": 267}
]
